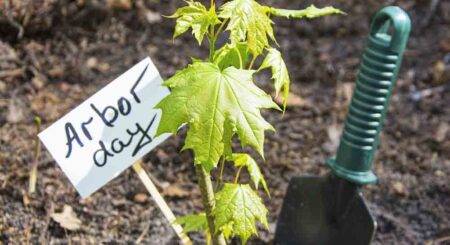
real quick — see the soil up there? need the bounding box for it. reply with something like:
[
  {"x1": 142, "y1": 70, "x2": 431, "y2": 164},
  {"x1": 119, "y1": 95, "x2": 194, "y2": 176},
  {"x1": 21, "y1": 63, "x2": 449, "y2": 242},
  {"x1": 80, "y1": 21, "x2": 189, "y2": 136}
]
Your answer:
[{"x1": 0, "y1": 0, "x2": 449, "y2": 244}]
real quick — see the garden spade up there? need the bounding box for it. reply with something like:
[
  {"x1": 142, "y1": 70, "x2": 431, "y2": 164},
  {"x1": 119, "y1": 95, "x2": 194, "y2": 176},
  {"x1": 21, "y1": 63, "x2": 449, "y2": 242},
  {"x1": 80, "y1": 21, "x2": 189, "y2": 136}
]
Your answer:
[{"x1": 274, "y1": 6, "x2": 411, "y2": 245}]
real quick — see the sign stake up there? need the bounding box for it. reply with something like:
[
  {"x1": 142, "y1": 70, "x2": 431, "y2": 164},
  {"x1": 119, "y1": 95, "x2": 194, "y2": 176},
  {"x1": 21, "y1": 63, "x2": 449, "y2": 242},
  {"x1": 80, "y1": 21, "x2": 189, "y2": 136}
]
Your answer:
[{"x1": 132, "y1": 160, "x2": 192, "y2": 245}]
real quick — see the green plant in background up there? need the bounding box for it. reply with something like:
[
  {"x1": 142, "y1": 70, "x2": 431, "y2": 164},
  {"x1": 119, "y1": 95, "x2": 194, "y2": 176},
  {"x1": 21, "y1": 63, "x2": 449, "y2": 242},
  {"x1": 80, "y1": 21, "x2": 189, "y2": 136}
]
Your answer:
[{"x1": 155, "y1": 1, "x2": 343, "y2": 244}]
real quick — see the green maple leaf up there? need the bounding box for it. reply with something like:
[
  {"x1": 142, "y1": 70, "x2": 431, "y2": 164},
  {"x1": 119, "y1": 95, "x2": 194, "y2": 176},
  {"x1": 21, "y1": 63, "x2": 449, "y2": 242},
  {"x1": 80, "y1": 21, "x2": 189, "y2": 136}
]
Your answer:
[
  {"x1": 230, "y1": 153, "x2": 269, "y2": 195},
  {"x1": 268, "y1": 4, "x2": 344, "y2": 19},
  {"x1": 214, "y1": 43, "x2": 249, "y2": 70},
  {"x1": 259, "y1": 48, "x2": 290, "y2": 109},
  {"x1": 174, "y1": 213, "x2": 208, "y2": 233},
  {"x1": 168, "y1": 1, "x2": 220, "y2": 45},
  {"x1": 213, "y1": 183, "x2": 268, "y2": 244},
  {"x1": 219, "y1": 0, "x2": 275, "y2": 56},
  {"x1": 155, "y1": 61, "x2": 278, "y2": 171}
]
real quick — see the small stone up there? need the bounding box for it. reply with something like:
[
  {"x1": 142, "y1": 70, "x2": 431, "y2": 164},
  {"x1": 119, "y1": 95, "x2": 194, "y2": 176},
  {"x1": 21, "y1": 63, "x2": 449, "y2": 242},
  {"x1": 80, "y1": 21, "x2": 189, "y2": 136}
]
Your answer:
[
  {"x1": 7, "y1": 101, "x2": 25, "y2": 124},
  {"x1": 79, "y1": 196, "x2": 94, "y2": 204},
  {"x1": 0, "y1": 80, "x2": 6, "y2": 92},
  {"x1": 59, "y1": 82, "x2": 71, "y2": 92},
  {"x1": 433, "y1": 122, "x2": 449, "y2": 143},
  {"x1": 435, "y1": 170, "x2": 445, "y2": 177},
  {"x1": 48, "y1": 66, "x2": 65, "y2": 78},
  {"x1": 31, "y1": 76, "x2": 46, "y2": 89},
  {"x1": 85, "y1": 57, "x2": 98, "y2": 69},
  {"x1": 97, "y1": 63, "x2": 110, "y2": 73},
  {"x1": 107, "y1": 0, "x2": 132, "y2": 10},
  {"x1": 45, "y1": 184, "x2": 56, "y2": 195},
  {"x1": 147, "y1": 45, "x2": 158, "y2": 55},
  {"x1": 133, "y1": 193, "x2": 148, "y2": 203},
  {"x1": 146, "y1": 10, "x2": 162, "y2": 24},
  {"x1": 156, "y1": 149, "x2": 170, "y2": 163},
  {"x1": 432, "y1": 56, "x2": 450, "y2": 84},
  {"x1": 433, "y1": 61, "x2": 446, "y2": 83},
  {"x1": 392, "y1": 181, "x2": 406, "y2": 195}
]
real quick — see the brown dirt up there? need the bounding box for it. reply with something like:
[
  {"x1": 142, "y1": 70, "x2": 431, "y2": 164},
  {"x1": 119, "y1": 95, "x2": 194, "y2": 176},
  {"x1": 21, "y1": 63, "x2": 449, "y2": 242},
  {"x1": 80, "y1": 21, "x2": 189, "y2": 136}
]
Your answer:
[{"x1": 0, "y1": 0, "x2": 449, "y2": 244}]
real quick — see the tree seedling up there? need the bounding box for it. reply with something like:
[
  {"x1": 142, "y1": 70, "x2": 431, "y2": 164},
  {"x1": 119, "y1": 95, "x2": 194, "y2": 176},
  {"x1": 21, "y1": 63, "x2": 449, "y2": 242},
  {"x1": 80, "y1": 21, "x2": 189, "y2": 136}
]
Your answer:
[{"x1": 155, "y1": 1, "x2": 343, "y2": 244}]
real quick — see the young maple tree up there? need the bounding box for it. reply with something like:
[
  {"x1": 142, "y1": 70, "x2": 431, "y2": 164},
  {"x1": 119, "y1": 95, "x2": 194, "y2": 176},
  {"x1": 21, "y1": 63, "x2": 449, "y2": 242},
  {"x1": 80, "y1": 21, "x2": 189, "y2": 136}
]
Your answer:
[{"x1": 154, "y1": 1, "x2": 342, "y2": 244}]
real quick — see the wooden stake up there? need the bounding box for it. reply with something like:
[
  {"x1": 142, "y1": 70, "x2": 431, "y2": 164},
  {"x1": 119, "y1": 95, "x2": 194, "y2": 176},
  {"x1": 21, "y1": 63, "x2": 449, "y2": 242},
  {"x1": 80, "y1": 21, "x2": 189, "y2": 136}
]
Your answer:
[{"x1": 132, "y1": 161, "x2": 192, "y2": 245}]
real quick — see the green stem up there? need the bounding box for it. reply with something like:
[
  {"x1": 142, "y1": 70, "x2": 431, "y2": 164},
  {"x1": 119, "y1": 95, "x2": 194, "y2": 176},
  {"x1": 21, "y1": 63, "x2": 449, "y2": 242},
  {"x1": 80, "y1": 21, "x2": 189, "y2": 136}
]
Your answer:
[
  {"x1": 213, "y1": 19, "x2": 228, "y2": 41},
  {"x1": 209, "y1": 19, "x2": 228, "y2": 62},
  {"x1": 236, "y1": 47, "x2": 243, "y2": 69},
  {"x1": 215, "y1": 157, "x2": 226, "y2": 191},
  {"x1": 195, "y1": 164, "x2": 226, "y2": 245},
  {"x1": 234, "y1": 166, "x2": 244, "y2": 184},
  {"x1": 248, "y1": 55, "x2": 257, "y2": 69}
]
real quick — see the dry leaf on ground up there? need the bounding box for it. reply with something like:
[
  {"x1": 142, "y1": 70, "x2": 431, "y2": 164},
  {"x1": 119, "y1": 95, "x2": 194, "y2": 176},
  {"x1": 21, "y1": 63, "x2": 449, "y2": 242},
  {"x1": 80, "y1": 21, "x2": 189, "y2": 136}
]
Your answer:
[{"x1": 51, "y1": 205, "x2": 82, "y2": 231}]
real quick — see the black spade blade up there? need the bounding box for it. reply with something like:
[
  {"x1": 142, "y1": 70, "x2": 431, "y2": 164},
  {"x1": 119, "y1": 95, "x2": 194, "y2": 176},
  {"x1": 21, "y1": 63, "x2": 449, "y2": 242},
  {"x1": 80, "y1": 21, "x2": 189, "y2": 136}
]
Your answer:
[{"x1": 274, "y1": 176, "x2": 376, "y2": 245}]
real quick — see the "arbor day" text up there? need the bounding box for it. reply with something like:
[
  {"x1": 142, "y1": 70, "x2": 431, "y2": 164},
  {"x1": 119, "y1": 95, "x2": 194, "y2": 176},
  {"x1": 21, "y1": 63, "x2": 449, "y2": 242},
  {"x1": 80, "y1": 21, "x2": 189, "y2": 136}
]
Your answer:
[{"x1": 63, "y1": 65, "x2": 157, "y2": 167}]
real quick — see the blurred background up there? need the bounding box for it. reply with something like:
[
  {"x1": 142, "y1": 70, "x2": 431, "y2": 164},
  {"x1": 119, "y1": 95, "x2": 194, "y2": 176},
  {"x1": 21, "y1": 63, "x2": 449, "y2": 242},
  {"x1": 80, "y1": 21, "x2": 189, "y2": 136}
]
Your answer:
[{"x1": 0, "y1": 0, "x2": 449, "y2": 244}]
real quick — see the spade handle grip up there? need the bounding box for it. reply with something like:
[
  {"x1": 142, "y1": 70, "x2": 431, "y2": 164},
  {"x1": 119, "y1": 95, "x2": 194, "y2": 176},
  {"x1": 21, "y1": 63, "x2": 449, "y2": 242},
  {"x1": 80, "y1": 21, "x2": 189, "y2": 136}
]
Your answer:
[{"x1": 327, "y1": 6, "x2": 411, "y2": 185}]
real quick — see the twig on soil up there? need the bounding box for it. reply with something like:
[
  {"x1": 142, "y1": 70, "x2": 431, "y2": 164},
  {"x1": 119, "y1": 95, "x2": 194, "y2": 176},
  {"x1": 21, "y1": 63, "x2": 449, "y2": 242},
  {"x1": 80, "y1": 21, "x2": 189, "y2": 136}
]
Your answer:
[
  {"x1": 24, "y1": 43, "x2": 43, "y2": 71},
  {"x1": 135, "y1": 221, "x2": 151, "y2": 244},
  {"x1": 425, "y1": 236, "x2": 450, "y2": 245},
  {"x1": 0, "y1": 99, "x2": 11, "y2": 107},
  {"x1": 64, "y1": 228, "x2": 72, "y2": 245},
  {"x1": 3, "y1": 0, "x2": 24, "y2": 39},
  {"x1": 28, "y1": 116, "x2": 42, "y2": 194},
  {"x1": 0, "y1": 68, "x2": 25, "y2": 79},
  {"x1": 39, "y1": 203, "x2": 54, "y2": 244},
  {"x1": 375, "y1": 209, "x2": 421, "y2": 239},
  {"x1": 1, "y1": 173, "x2": 10, "y2": 189},
  {"x1": 410, "y1": 83, "x2": 449, "y2": 102},
  {"x1": 422, "y1": 0, "x2": 441, "y2": 28},
  {"x1": 22, "y1": 189, "x2": 30, "y2": 205},
  {"x1": 137, "y1": 27, "x2": 150, "y2": 55},
  {"x1": 140, "y1": 165, "x2": 167, "y2": 190}
]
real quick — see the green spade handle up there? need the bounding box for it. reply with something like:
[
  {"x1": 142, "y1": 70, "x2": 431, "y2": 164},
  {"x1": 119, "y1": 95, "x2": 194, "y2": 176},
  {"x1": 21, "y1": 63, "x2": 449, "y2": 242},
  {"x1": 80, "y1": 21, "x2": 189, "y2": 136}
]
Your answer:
[{"x1": 327, "y1": 6, "x2": 411, "y2": 185}]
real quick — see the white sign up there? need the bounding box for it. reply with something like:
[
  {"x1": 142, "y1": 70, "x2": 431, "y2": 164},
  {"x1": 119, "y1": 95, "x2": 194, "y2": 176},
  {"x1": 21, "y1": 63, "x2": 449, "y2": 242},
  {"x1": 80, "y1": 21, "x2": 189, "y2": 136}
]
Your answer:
[{"x1": 39, "y1": 57, "x2": 170, "y2": 197}]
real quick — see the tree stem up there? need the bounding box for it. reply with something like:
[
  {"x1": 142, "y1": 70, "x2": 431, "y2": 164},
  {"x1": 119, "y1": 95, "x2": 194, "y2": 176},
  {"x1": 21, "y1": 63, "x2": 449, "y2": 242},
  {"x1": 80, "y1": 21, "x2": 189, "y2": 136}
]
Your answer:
[
  {"x1": 195, "y1": 164, "x2": 226, "y2": 245},
  {"x1": 208, "y1": 19, "x2": 219, "y2": 62},
  {"x1": 209, "y1": 19, "x2": 227, "y2": 62},
  {"x1": 209, "y1": 36, "x2": 216, "y2": 62}
]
